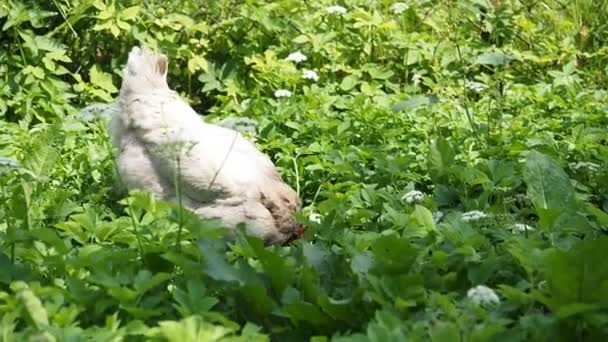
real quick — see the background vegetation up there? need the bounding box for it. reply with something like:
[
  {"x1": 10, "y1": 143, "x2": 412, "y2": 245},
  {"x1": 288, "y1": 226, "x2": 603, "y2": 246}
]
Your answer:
[{"x1": 1, "y1": 0, "x2": 608, "y2": 340}]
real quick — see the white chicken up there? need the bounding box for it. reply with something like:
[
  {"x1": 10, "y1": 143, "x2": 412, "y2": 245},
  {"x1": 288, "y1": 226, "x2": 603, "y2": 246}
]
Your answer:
[{"x1": 109, "y1": 46, "x2": 303, "y2": 244}]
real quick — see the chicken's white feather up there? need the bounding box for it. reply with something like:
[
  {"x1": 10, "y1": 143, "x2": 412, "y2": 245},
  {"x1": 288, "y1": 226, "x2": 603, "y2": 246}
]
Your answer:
[{"x1": 110, "y1": 46, "x2": 303, "y2": 244}]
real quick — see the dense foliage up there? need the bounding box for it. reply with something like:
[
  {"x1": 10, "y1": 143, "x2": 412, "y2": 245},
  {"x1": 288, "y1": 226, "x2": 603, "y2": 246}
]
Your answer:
[{"x1": 1, "y1": 0, "x2": 608, "y2": 340}]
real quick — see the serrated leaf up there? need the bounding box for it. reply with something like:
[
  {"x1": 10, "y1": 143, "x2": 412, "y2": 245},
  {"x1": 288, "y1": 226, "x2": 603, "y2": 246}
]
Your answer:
[
  {"x1": 89, "y1": 65, "x2": 118, "y2": 94},
  {"x1": 428, "y1": 138, "x2": 455, "y2": 179},
  {"x1": 11, "y1": 281, "x2": 48, "y2": 330}
]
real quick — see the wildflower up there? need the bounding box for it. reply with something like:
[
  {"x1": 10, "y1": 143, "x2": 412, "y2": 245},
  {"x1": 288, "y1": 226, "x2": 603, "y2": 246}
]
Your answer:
[
  {"x1": 302, "y1": 69, "x2": 320, "y2": 81},
  {"x1": 432, "y1": 211, "x2": 444, "y2": 223},
  {"x1": 401, "y1": 190, "x2": 424, "y2": 204},
  {"x1": 467, "y1": 285, "x2": 500, "y2": 305},
  {"x1": 274, "y1": 89, "x2": 292, "y2": 98},
  {"x1": 511, "y1": 223, "x2": 534, "y2": 232},
  {"x1": 391, "y1": 2, "x2": 408, "y2": 14},
  {"x1": 412, "y1": 73, "x2": 422, "y2": 87},
  {"x1": 326, "y1": 5, "x2": 347, "y2": 14},
  {"x1": 285, "y1": 51, "x2": 307, "y2": 63},
  {"x1": 308, "y1": 212, "x2": 321, "y2": 224},
  {"x1": 462, "y1": 210, "x2": 488, "y2": 222},
  {"x1": 464, "y1": 81, "x2": 488, "y2": 93},
  {"x1": 569, "y1": 161, "x2": 600, "y2": 173}
]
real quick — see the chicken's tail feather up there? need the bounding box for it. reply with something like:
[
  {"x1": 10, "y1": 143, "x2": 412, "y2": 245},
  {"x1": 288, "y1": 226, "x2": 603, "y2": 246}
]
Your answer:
[{"x1": 120, "y1": 46, "x2": 169, "y2": 95}]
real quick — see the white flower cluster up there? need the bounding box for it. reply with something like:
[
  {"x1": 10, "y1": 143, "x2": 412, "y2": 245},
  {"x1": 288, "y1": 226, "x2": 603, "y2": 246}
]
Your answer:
[
  {"x1": 511, "y1": 223, "x2": 534, "y2": 232},
  {"x1": 308, "y1": 212, "x2": 321, "y2": 224},
  {"x1": 569, "y1": 161, "x2": 600, "y2": 173},
  {"x1": 302, "y1": 69, "x2": 319, "y2": 81},
  {"x1": 467, "y1": 285, "x2": 500, "y2": 305},
  {"x1": 432, "y1": 211, "x2": 444, "y2": 223},
  {"x1": 401, "y1": 190, "x2": 424, "y2": 203},
  {"x1": 391, "y1": 2, "x2": 408, "y2": 15},
  {"x1": 462, "y1": 210, "x2": 488, "y2": 222},
  {"x1": 465, "y1": 81, "x2": 488, "y2": 93},
  {"x1": 274, "y1": 89, "x2": 292, "y2": 98},
  {"x1": 285, "y1": 51, "x2": 307, "y2": 63},
  {"x1": 412, "y1": 73, "x2": 422, "y2": 87},
  {"x1": 278, "y1": 52, "x2": 321, "y2": 96},
  {"x1": 326, "y1": 5, "x2": 347, "y2": 14}
]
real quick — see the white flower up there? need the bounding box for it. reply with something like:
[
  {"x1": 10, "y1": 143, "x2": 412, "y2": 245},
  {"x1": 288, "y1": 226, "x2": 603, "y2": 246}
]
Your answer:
[
  {"x1": 432, "y1": 211, "x2": 444, "y2": 223},
  {"x1": 391, "y1": 2, "x2": 408, "y2": 14},
  {"x1": 302, "y1": 69, "x2": 319, "y2": 81},
  {"x1": 467, "y1": 285, "x2": 500, "y2": 305},
  {"x1": 462, "y1": 210, "x2": 488, "y2": 222},
  {"x1": 569, "y1": 162, "x2": 600, "y2": 173},
  {"x1": 308, "y1": 212, "x2": 321, "y2": 224},
  {"x1": 274, "y1": 89, "x2": 292, "y2": 98},
  {"x1": 412, "y1": 73, "x2": 422, "y2": 87},
  {"x1": 401, "y1": 190, "x2": 424, "y2": 204},
  {"x1": 326, "y1": 5, "x2": 347, "y2": 14},
  {"x1": 511, "y1": 223, "x2": 534, "y2": 232},
  {"x1": 285, "y1": 51, "x2": 307, "y2": 63},
  {"x1": 465, "y1": 81, "x2": 488, "y2": 93}
]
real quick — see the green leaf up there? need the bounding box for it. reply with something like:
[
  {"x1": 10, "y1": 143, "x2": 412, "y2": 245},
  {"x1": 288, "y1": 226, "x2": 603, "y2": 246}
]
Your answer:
[
  {"x1": 292, "y1": 34, "x2": 309, "y2": 44},
  {"x1": 523, "y1": 151, "x2": 577, "y2": 211},
  {"x1": 248, "y1": 236, "x2": 293, "y2": 294},
  {"x1": 391, "y1": 95, "x2": 430, "y2": 111},
  {"x1": 31, "y1": 227, "x2": 69, "y2": 255},
  {"x1": 199, "y1": 240, "x2": 245, "y2": 284},
  {"x1": 428, "y1": 138, "x2": 455, "y2": 179},
  {"x1": 340, "y1": 75, "x2": 359, "y2": 91},
  {"x1": 285, "y1": 302, "x2": 333, "y2": 327},
  {"x1": 11, "y1": 281, "x2": 48, "y2": 330},
  {"x1": 89, "y1": 65, "x2": 118, "y2": 93},
  {"x1": 411, "y1": 205, "x2": 436, "y2": 237},
  {"x1": 474, "y1": 52, "x2": 516, "y2": 66},
  {"x1": 370, "y1": 235, "x2": 417, "y2": 273},
  {"x1": 121, "y1": 6, "x2": 140, "y2": 20},
  {"x1": 429, "y1": 321, "x2": 461, "y2": 342},
  {"x1": 133, "y1": 270, "x2": 172, "y2": 295},
  {"x1": 545, "y1": 237, "x2": 608, "y2": 317}
]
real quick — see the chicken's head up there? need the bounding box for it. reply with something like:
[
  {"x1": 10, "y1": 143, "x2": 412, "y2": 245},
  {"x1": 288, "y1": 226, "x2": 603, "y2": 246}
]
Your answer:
[{"x1": 120, "y1": 46, "x2": 170, "y2": 96}]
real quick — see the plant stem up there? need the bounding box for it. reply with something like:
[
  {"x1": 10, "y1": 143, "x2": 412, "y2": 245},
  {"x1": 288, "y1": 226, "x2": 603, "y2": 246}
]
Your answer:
[
  {"x1": 174, "y1": 155, "x2": 184, "y2": 251},
  {"x1": 1, "y1": 181, "x2": 15, "y2": 264},
  {"x1": 127, "y1": 200, "x2": 145, "y2": 262}
]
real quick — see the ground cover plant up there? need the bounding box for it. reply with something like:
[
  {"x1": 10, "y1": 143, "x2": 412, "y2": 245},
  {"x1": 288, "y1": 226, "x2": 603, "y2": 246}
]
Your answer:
[{"x1": 1, "y1": 0, "x2": 608, "y2": 340}]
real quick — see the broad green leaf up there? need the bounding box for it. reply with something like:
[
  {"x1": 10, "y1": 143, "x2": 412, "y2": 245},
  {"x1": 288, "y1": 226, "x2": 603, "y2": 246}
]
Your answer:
[
  {"x1": 391, "y1": 95, "x2": 430, "y2": 111},
  {"x1": 474, "y1": 52, "x2": 516, "y2": 66},
  {"x1": 411, "y1": 205, "x2": 436, "y2": 237},
  {"x1": 545, "y1": 237, "x2": 608, "y2": 317},
  {"x1": 428, "y1": 138, "x2": 455, "y2": 179},
  {"x1": 199, "y1": 240, "x2": 244, "y2": 284},
  {"x1": 523, "y1": 151, "x2": 577, "y2": 211}
]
